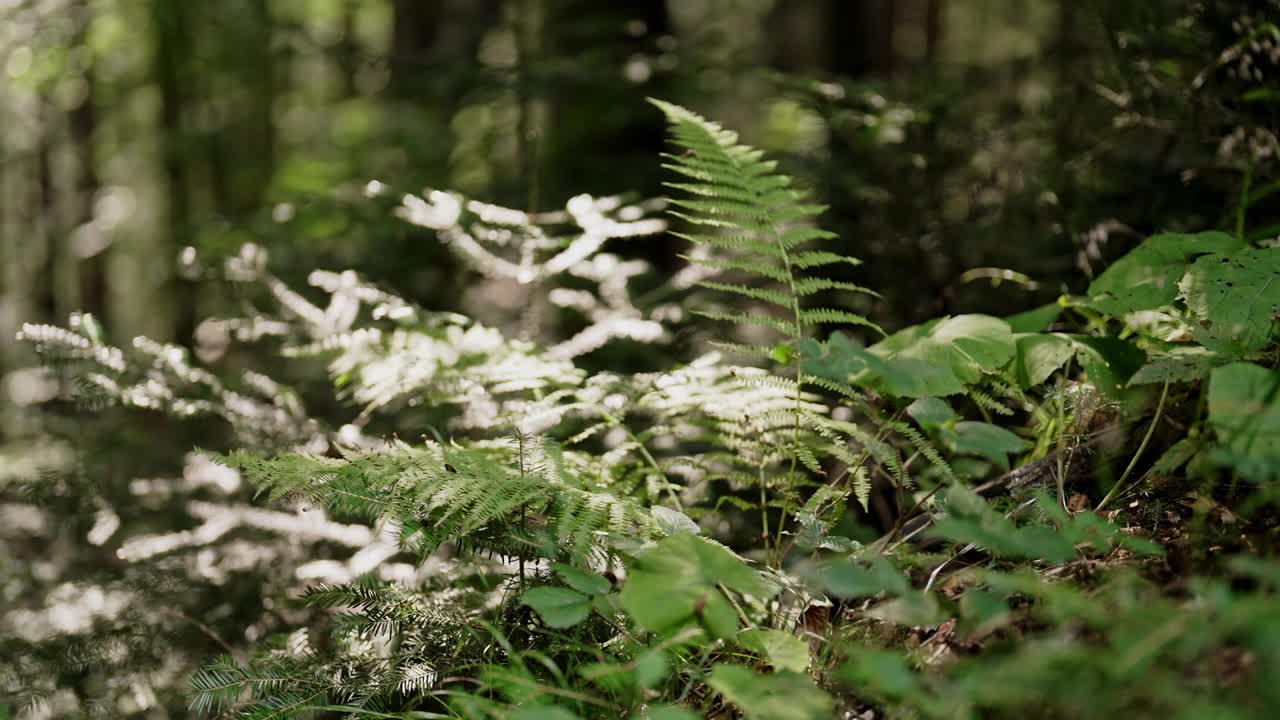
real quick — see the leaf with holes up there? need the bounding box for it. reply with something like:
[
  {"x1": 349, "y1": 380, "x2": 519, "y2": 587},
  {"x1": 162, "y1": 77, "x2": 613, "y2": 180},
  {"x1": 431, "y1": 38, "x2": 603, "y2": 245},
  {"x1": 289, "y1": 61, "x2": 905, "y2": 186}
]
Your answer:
[
  {"x1": 1179, "y1": 247, "x2": 1280, "y2": 356},
  {"x1": 1088, "y1": 231, "x2": 1243, "y2": 314},
  {"x1": 1207, "y1": 362, "x2": 1280, "y2": 481},
  {"x1": 1128, "y1": 346, "x2": 1231, "y2": 385}
]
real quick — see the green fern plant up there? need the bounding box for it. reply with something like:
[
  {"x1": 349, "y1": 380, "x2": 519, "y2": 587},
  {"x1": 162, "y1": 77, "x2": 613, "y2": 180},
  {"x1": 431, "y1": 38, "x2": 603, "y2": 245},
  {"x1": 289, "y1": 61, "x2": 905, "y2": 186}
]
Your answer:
[
  {"x1": 222, "y1": 434, "x2": 660, "y2": 563},
  {"x1": 651, "y1": 100, "x2": 879, "y2": 346},
  {"x1": 652, "y1": 100, "x2": 898, "y2": 562}
]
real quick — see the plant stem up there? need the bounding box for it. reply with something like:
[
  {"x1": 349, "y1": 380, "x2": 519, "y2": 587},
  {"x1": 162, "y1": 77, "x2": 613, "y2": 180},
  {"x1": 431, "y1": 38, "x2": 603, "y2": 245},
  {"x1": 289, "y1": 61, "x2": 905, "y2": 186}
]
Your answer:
[
  {"x1": 1096, "y1": 381, "x2": 1169, "y2": 512},
  {"x1": 596, "y1": 405, "x2": 683, "y2": 512},
  {"x1": 517, "y1": 431, "x2": 526, "y2": 583}
]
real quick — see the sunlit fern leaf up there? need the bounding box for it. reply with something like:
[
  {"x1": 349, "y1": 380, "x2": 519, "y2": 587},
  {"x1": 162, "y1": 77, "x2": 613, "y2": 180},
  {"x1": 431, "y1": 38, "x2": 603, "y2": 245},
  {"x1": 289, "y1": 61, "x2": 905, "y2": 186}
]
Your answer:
[
  {"x1": 651, "y1": 99, "x2": 879, "y2": 346},
  {"x1": 220, "y1": 438, "x2": 658, "y2": 561}
]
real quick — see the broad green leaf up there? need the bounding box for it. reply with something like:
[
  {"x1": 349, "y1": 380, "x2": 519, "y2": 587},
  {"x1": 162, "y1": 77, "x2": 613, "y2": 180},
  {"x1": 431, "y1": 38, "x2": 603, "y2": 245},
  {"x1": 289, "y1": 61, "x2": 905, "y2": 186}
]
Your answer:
[
  {"x1": 579, "y1": 650, "x2": 668, "y2": 692},
  {"x1": 551, "y1": 563, "x2": 611, "y2": 596},
  {"x1": 835, "y1": 649, "x2": 920, "y2": 698},
  {"x1": 799, "y1": 332, "x2": 878, "y2": 381},
  {"x1": 633, "y1": 649, "x2": 670, "y2": 689},
  {"x1": 1150, "y1": 437, "x2": 1201, "y2": 475},
  {"x1": 738, "y1": 629, "x2": 810, "y2": 672},
  {"x1": 698, "y1": 590, "x2": 740, "y2": 639},
  {"x1": 1013, "y1": 333, "x2": 1075, "y2": 387},
  {"x1": 618, "y1": 571, "x2": 699, "y2": 635},
  {"x1": 803, "y1": 332, "x2": 969, "y2": 398},
  {"x1": 1006, "y1": 303, "x2": 1062, "y2": 333},
  {"x1": 651, "y1": 506, "x2": 700, "y2": 536},
  {"x1": 1087, "y1": 231, "x2": 1243, "y2": 314},
  {"x1": 1179, "y1": 247, "x2": 1280, "y2": 355},
  {"x1": 1128, "y1": 346, "x2": 1231, "y2": 385},
  {"x1": 619, "y1": 534, "x2": 767, "y2": 638},
  {"x1": 521, "y1": 586, "x2": 592, "y2": 628},
  {"x1": 907, "y1": 397, "x2": 957, "y2": 428},
  {"x1": 1207, "y1": 362, "x2": 1280, "y2": 481},
  {"x1": 823, "y1": 558, "x2": 911, "y2": 598},
  {"x1": 873, "y1": 356, "x2": 968, "y2": 398},
  {"x1": 944, "y1": 421, "x2": 1029, "y2": 471},
  {"x1": 707, "y1": 666, "x2": 834, "y2": 720},
  {"x1": 1070, "y1": 335, "x2": 1146, "y2": 397},
  {"x1": 866, "y1": 592, "x2": 945, "y2": 626},
  {"x1": 870, "y1": 315, "x2": 1016, "y2": 390}
]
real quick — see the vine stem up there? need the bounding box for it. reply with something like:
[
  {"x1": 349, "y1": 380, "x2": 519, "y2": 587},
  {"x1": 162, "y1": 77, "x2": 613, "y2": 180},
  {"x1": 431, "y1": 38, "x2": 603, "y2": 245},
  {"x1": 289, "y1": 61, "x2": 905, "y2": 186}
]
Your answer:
[{"x1": 1096, "y1": 380, "x2": 1168, "y2": 512}]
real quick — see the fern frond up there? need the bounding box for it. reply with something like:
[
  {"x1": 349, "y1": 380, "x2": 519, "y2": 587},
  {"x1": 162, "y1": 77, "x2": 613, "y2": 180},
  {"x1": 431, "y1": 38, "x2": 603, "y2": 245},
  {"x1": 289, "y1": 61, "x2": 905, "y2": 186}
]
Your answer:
[
  {"x1": 799, "y1": 308, "x2": 884, "y2": 333},
  {"x1": 687, "y1": 254, "x2": 791, "y2": 283},
  {"x1": 792, "y1": 278, "x2": 881, "y2": 298},
  {"x1": 222, "y1": 439, "x2": 657, "y2": 561},
  {"x1": 969, "y1": 387, "x2": 1015, "y2": 416},
  {"x1": 886, "y1": 419, "x2": 956, "y2": 483},
  {"x1": 696, "y1": 281, "x2": 795, "y2": 310},
  {"x1": 693, "y1": 310, "x2": 797, "y2": 335},
  {"x1": 707, "y1": 341, "x2": 780, "y2": 361},
  {"x1": 789, "y1": 250, "x2": 863, "y2": 270}
]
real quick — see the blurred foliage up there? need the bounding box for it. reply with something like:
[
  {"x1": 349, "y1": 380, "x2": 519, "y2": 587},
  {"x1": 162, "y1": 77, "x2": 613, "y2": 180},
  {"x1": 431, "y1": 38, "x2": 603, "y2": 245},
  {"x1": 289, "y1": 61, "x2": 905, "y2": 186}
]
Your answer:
[{"x1": 1, "y1": 0, "x2": 1279, "y2": 718}]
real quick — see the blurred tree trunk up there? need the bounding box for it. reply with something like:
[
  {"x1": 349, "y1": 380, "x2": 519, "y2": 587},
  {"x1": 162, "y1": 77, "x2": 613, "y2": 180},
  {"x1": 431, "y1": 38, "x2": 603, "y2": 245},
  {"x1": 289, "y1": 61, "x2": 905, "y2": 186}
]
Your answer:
[
  {"x1": 389, "y1": 0, "x2": 499, "y2": 104},
  {"x1": 0, "y1": 133, "x2": 28, "y2": 374},
  {"x1": 36, "y1": 119, "x2": 57, "y2": 321},
  {"x1": 205, "y1": 0, "x2": 276, "y2": 219},
  {"x1": 925, "y1": 0, "x2": 943, "y2": 64},
  {"x1": 543, "y1": 0, "x2": 675, "y2": 263},
  {"x1": 1053, "y1": 1, "x2": 1081, "y2": 251},
  {"x1": 767, "y1": 0, "x2": 824, "y2": 71},
  {"x1": 64, "y1": 0, "x2": 105, "y2": 321},
  {"x1": 543, "y1": 0, "x2": 672, "y2": 194},
  {"x1": 152, "y1": 0, "x2": 194, "y2": 343},
  {"x1": 389, "y1": 0, "x2": 443, "y2": 98},
  {"x1": 825, "y1": 0, "x2": 898, "y2": 77},
  {"x1": 337, "y1": 0, "x2": 360, "y2": 96}
]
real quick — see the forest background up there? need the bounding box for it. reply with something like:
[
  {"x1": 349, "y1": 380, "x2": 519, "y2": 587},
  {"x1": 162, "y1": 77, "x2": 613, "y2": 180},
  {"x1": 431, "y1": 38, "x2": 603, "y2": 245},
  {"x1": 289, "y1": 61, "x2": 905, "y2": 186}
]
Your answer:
[{"x1": 1, "y1": 1, "x2": 1277, "y2": 718}]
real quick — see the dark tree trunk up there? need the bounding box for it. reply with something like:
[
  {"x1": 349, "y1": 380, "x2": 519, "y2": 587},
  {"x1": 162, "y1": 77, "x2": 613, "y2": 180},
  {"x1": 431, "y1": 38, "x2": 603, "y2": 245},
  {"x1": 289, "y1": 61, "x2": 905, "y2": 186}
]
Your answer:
[
  {"x1": 389, "y1": 0, "x2": 500, "y2": 104},
  {"x1": 152, "y1": 0, "x2": 195, "y2": 343},
  {"x1": 925, "y1": 0, "x2": 943, "y2": 64},
  {"x1": 36, "y1": 120, "x2": 57, "y2": 321},
  {"x1": 825, "y1": 0, "x2": 897, "y2": 77}
]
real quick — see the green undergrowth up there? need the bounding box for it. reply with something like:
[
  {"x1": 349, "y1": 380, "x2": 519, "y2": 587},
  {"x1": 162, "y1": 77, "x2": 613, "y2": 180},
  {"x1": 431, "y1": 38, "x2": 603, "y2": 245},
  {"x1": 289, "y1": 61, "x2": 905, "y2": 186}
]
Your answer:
[{"x1": 11, "y1": 101, "x2": 1280, "y2": 720}]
